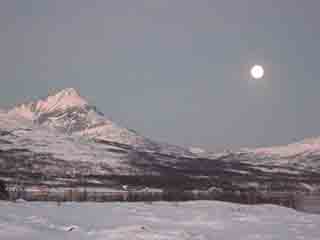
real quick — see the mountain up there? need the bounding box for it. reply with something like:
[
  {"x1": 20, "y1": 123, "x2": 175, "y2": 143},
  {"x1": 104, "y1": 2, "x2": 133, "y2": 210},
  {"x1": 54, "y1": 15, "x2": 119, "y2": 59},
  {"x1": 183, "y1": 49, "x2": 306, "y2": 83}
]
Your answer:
[
  {"x1": 1, "y1": 88, "x2": 320, "y2": 193},
  {"x1": 9, "y1": 88, "x2": 150, "y2": 147},
  {"x1": 8, "y1": 88, "x2": 192, "y2": 156}
]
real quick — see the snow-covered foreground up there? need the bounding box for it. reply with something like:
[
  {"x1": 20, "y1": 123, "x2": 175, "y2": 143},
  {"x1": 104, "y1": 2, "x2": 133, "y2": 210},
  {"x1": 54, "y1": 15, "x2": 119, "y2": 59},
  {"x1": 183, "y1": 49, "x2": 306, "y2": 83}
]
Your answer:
[{"x1": 0, "y1": 201, "x2": 320, "y2": 240}]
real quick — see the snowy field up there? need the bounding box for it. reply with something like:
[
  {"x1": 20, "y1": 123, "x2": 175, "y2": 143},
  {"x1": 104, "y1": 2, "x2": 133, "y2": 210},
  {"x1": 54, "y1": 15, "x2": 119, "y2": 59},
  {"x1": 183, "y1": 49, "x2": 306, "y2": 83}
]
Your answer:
[{"x1": 0, "y1": 201, "x2": 320, "y2": 240}]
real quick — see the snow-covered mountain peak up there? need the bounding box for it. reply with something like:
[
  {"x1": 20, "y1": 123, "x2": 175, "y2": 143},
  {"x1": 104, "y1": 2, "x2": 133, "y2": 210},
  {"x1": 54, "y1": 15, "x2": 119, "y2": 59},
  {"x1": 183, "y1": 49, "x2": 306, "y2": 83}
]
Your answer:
[
  {"x1": 4, "y1": 88, "x2": 158, "y2": 148},
  {"x1": 9, "y1": 87, "x2": 89, "y2": 120},
  {"x1": 40, "y1": 87, "x2": 88, "y2": 111}
]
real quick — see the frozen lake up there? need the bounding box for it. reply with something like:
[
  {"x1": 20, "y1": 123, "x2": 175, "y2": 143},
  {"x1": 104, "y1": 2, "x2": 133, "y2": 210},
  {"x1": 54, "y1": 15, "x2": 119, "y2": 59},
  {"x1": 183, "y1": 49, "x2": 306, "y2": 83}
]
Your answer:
[{"x1": 0, "y1": 200, "x2": 320, "y2": 240}]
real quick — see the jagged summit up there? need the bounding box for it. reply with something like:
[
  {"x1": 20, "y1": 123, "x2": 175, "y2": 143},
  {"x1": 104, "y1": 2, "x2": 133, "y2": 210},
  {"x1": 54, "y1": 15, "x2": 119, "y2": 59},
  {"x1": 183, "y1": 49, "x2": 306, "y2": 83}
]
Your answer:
[
  {"x1": 6, "y1": 88, "x2": 157, "y2": 147},
  {"x1": 53, "y1": 87, "x2": 80, "y2": 97},
  {"x1": 9, "y1": 88, "x2": 88, "y2": 120}
]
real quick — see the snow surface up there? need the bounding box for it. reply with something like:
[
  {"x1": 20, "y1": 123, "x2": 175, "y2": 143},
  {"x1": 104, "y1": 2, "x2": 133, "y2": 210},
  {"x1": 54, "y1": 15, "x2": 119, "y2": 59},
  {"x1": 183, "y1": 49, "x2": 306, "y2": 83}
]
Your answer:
[{"x1": 0, "y1": 201, "x2": 319, "y2": 240}]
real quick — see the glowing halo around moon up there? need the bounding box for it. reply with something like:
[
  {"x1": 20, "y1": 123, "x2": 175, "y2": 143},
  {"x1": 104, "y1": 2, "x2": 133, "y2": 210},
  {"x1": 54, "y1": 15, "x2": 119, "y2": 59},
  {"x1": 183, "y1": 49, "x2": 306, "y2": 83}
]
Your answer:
[{"x1": 250, "y1": 65, "x2": 264, "y2": 79}]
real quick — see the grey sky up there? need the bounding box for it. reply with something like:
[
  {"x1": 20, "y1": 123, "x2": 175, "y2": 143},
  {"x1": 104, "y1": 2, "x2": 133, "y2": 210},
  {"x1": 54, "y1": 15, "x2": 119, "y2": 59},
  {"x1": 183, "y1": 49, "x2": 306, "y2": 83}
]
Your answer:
[{"x1": 1, "y1": 0, "x2": 320, "y2": 150}]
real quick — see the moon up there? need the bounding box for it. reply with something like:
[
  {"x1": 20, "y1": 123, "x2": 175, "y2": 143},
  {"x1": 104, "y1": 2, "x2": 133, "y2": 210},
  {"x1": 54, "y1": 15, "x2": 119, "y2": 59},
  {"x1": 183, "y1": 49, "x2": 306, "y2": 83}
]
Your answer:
[{"x1": 250, "y1": 65, "x2": 264, "y2": 79}]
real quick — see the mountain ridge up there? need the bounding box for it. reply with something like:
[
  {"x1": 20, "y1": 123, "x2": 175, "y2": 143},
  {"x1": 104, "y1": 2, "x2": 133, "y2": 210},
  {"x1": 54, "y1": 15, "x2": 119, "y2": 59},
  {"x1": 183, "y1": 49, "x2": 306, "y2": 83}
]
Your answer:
[
  {"x1": 1, "y1": 88, "x2": 320, "y2": 193},
  {"x1": 6, "y1": 87, "x2": 320, "y2": 158}
]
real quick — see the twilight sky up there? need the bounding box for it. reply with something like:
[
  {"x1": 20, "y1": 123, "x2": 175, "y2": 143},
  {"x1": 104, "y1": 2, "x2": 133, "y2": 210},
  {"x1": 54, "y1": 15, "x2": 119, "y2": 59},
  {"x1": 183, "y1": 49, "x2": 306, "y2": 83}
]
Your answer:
[{"x1": 1, "y1": 0, "x2": 320, "y2": 150}]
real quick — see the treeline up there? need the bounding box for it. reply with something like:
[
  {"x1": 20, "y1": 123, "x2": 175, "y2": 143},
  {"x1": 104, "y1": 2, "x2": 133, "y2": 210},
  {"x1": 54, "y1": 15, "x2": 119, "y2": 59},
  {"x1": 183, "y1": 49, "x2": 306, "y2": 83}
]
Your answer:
[
  {"x1": 0, "y1": 180, "x2": 9, "y2": 200},
  {"x1": 7, "y1": 188, "x2": 303, "y2": 210}
]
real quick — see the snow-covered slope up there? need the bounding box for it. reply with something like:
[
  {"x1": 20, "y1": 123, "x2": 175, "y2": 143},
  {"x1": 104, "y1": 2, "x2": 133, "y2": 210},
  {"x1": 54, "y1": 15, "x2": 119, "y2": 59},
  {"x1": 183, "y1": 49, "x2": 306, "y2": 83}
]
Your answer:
[
  {"x1": 1, "y1": 201, "x2": 320, "y2": 240},
  {"x1": 0, "y1": 112, "x2": 135, "y2": 178},
  {"x1": 248, "y1": 137, "x2": 320, "y2": 158},
  {"x1": 233, "y1": 137, "x2": 320, "y2": 174}
]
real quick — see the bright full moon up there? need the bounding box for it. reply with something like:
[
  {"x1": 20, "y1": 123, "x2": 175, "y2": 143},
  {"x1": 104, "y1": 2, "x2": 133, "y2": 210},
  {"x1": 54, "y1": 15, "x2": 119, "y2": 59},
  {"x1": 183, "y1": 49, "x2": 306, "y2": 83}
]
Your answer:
[{"x1": 250, "y1": 65, "x2": 264, "y2": 79}]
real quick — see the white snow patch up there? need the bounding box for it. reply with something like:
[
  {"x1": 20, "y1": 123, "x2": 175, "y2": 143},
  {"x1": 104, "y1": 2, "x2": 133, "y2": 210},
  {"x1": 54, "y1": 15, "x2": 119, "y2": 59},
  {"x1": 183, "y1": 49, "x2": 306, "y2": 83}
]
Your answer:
[{"x1": 0, "y1": 201, "x2": 319, "y2": 240}]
